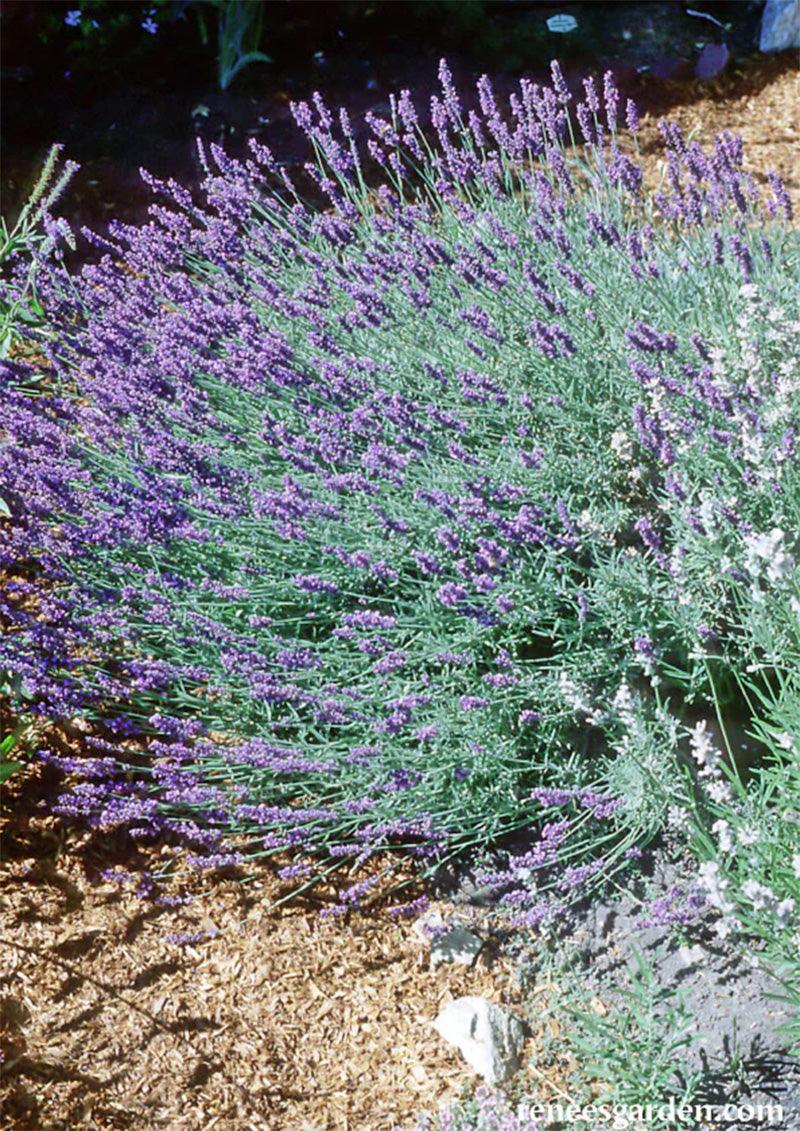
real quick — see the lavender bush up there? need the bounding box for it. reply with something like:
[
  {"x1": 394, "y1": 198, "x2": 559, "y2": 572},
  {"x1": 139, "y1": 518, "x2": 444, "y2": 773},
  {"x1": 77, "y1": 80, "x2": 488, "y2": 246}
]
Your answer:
[{"x1": 1, "y1": 64, "x2": 798, "y2": 946}]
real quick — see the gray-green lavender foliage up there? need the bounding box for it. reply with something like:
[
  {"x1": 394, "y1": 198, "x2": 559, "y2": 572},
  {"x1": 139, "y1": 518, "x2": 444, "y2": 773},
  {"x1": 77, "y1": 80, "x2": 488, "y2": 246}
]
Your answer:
[{"x1": 0, "y1": 65, "x2": 798, "y2": 977}]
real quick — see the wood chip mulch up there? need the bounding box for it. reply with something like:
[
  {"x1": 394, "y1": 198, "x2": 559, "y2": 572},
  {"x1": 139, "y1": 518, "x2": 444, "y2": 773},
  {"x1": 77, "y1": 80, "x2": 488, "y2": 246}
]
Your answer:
[
  {"x1": 1, "y1": 766, "x2": 534, "y2": 1131},
  {"x1": 635, "y1": 55, "x2": 799, "y2": 217}
]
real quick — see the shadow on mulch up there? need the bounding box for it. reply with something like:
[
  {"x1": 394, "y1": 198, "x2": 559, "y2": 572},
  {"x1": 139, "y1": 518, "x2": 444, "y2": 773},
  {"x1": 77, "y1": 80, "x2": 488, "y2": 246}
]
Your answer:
[
  {"x1": 2, "y1": 0, "x2": 797, "y2": 242},
  {"x1": 0, "y1": 757, "x2": 525, "y2": 1131}
]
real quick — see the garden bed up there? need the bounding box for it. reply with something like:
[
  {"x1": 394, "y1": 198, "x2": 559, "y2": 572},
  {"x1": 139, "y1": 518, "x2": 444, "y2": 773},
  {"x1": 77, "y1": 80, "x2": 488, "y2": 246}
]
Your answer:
[{"x1": 2, "y1": 42, "x2": 799, "y2": 1131}]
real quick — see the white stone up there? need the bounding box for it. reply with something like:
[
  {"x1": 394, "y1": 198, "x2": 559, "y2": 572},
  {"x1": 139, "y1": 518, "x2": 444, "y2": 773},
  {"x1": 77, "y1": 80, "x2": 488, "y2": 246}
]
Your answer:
[
  {"x1": 760, "y1": 0, "x2": 800, "y2": 52},
  {"x1": 678, "y1": 944, "x2": 705, "y2": 968},
  {"x1": 430, "y1": 927, "x2": 483, "y2": 970},
  {"x1": 433, "y1": 996, "x2": 525, "y2": 1084}
]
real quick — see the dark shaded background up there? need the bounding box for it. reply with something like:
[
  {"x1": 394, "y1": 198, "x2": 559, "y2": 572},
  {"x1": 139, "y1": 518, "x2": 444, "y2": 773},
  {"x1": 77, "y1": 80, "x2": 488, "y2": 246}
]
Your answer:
[{"x1": 1, "y1": 1, "x2": 767, "y2": 232}]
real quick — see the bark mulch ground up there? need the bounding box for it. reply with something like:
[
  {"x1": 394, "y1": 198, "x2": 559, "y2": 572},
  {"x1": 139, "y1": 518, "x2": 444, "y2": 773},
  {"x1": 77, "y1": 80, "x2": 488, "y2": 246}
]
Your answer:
[
  {"x1": 2, "y1": 763, "x2": 537, "y2": 1131},
  {"x1": 635, "y1": 53, "x2": 799, "y2": 216}
]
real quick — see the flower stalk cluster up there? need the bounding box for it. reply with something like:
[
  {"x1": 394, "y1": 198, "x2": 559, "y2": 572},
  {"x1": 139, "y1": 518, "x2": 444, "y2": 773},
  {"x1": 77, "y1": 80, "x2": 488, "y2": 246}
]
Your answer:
[{"x1": 1, "y1": 61, "x2": 797, "y2": 918}]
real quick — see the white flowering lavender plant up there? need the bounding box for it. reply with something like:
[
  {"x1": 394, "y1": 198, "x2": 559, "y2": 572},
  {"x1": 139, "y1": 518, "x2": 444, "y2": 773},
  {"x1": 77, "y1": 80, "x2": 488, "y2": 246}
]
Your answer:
[{"x1": 690, "y1": 677, "x2": 800, "y2": 1050}]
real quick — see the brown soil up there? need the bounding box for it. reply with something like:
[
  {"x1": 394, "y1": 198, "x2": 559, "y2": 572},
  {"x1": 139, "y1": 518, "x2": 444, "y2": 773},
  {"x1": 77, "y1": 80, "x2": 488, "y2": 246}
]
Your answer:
[{"x1": 1, "y1": 54, "x2": 798, "y2": 1131}]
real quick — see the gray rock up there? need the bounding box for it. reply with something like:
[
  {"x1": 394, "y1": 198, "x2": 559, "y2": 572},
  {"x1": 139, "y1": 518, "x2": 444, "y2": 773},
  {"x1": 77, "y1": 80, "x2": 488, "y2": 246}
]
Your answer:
[
  {"x1": 430, "y1": 927, "x2": 483, "y2": 970},
  {"x1": 556, "y1": 843, "x2": 800, "y2": 1123},
  {"x1": 760, "y1": 0, "x2": 800, "y2": 52},
  {"x1": 433, "y1": 996, "x2": 525, "y2": 1084},
  {"x1": 694, "y1": 42, "x2": 730, "y2": 81},
  {"x1": 678, "y1": 943, "x2": 705, "y2": 969},
  {"x1": 592, "y1": 903, "x2": 617, "y2": 939},
  {"x1": 410, "y1": 909, "x2": 446, "y2": 944},
  {"x1": 444, "y1": 866, "x2": 502, "y2": 907}
]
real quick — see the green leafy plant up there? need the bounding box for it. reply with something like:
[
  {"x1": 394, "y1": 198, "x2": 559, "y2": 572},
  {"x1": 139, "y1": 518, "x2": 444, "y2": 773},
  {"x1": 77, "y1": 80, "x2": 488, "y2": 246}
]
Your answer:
[
  {"x1": 561, "y1": 950, "x2": 703, "y2": 1119},
  {"x1": 0, "y1": 731, "x2": 24, "y2": 786},
  {"x1": 53, "y1": 1, "x2": 270, "y2": 90},
  {"x1": 198, "y1": 0, "x2": 271, "y2": 91},
  {"x1": 0, "y1": 143, "x2": 76, "y2": 357}
]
